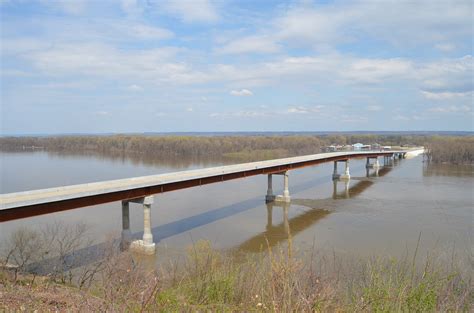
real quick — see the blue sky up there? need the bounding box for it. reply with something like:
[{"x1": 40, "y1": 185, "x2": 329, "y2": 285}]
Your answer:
[{"x1": 1, "y1": 0, "x2": 473, "y2": 134}]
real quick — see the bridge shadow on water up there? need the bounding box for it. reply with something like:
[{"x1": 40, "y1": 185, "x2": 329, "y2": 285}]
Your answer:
[{"x1": 28, "y1": 161, "x2": 396, "y2": 273}]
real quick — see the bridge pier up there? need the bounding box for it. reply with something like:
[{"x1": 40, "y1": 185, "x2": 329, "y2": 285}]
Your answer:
[
  {"x1": 383, "y1": 155, "x2": 393, "y2": 166},
  {"x1": 275, "y1": 171, "x2": 291, "y2": 203},
  {"x1": 128, "y1": 195, "x2": 156, "y2": 255},
  {"x1": 366, "y1": 157, "x2": 380, "y2": 169},
  {"x1": 332, "y1": 161, "x2": 339, "y2": 180},
  {"x1": 120, "y1": 201, "x2": 132, "y2": 251},
  {"x1": 266, "y1": 171, "x2": 291, "y2": 203},
  {"x1": 340, "y1": 159, "x2": 350, "y2": 180},
  {"x1": 265, "y1": 174, "x2": 275, "y2": 202},
  {"x1": 333, "y1": 160, "x2": 350, "y2": 180}
]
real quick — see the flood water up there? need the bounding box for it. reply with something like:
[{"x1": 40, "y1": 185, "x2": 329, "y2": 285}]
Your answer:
[{"x1": 1, "y1": 151, "x2": 472, "y2": 266}]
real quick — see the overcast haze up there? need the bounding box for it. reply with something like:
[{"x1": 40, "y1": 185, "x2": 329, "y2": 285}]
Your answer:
[{"x1": 1, "y1": 0, "x2": 473, "y2": 134}]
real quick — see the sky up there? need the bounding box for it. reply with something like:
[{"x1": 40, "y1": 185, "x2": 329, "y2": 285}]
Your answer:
[{"x1": 0, "y1": 0, "x2": 473, "y2": 134}]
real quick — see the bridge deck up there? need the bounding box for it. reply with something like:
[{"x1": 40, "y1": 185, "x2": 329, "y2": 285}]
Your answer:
[{"x1": 0, "y1": 150, "x2": 407, "y2": 221}]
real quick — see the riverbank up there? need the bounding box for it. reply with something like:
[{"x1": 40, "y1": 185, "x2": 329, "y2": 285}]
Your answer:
[
  {"x1": 1, "y1": 134, "x2": 471, "y2": 163},
  {"x1": 1, "y1": 241, "x2": 471, "y2": 312},
  {"x1": 0, "y1": 134, "x2": 474, "y2": 164}
]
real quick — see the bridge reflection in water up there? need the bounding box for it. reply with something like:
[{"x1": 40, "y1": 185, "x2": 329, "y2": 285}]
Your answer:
[
  {"x1": 28, "y1": 157, "x2": 398, "y2": 272},
  {"x1": 234, "y1": 162, "x2": 395, "y2": 254}
]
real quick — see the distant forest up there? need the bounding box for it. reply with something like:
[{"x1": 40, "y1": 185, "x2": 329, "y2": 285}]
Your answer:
[{"x1": 1, "y1": 134, "x2": 473, "y2": 164}]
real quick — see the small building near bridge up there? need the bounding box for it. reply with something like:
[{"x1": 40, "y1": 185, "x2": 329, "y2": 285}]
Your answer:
[{"x1": 352, "y1": 143, "x2": 371, "y2": 150}]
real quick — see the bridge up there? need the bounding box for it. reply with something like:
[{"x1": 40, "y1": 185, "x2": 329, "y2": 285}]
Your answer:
[{"x1": 0, "y1": 149, "x2": 421, "y2": 254}]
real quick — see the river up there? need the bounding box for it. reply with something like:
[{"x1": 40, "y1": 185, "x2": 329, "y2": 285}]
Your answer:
[{"x1": 1, "y1": 150, "x2": 472, "y2": 267}]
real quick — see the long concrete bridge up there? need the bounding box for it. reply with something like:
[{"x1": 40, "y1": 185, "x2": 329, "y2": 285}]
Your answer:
[{"x1": 0, "y1": 149, "x2": 421, "y2": 254}]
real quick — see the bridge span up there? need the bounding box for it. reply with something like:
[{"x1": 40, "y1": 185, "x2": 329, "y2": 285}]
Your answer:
[{"x1": 1, "y1": 149, "x2": 419, "y2": 254}]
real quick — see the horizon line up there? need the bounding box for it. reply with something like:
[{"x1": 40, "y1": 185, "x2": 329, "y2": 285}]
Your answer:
[{"x1": 1, "y1": 130, "x2": 473, "y2": 137}]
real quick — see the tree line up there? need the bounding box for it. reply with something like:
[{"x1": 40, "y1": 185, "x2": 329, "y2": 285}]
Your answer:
[
  {"x1": 424, "y1": 136, "x2": 474, "y2": 165},
  {"x1": 0, "y1": 134, "x2": 472, "y2": 164}
]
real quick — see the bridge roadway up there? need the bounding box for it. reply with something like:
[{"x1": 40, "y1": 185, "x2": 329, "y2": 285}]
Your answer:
[{"x1": 0, "y1": 150, "x2": 408, "y2": 223}]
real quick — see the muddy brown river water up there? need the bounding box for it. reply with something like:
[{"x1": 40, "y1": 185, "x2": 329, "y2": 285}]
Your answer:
[{"x1": 1, "y1": 151, "x2": 472, "y2": 267}]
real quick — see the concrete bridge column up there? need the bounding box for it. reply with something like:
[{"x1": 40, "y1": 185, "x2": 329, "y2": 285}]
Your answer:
[
  {"x1": 366, "y1": 157, "x2": 380, "y2": 169},
  {"x1": 332, "y1": 179, "x2": 338, "y2": 199},
  {"x1": 275, "y1": 171, "x2": 291, "y2": 203},
  {"x1": 120, "y1": 201, "x2": 132, "y2": 250},
  {"x1": 265, "y1": 174, "x2": 275, "y2": 202},
  {"x1": 283, "y1": 172, "x2": 290, "y2": 200},
  {"x1": 340, "y1": 159, "x2": 350, "y2": 180},
  {"x1": 130, "y1": 195, "x2": 156, "y2": 255},
  {"x1": 374, "y1": 157, "x2": 380, "y2": 168},
  {"x1": 332, "y1": 161, "x2": 339, "y2": 180}
]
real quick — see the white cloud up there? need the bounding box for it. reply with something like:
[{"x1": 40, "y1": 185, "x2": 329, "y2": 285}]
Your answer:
[
  {"x1": 159, "y1": 0, "x2": 219, "y2": 23},
  {"x1": 340, "y1": 114, "x2": 369, "y2": 123},
  {"x1": 275, "y1": 4, "x2": 349, "y2": 47},
  {"x1": 40, "y1": 0, "x2": 87, "y2": 15},
  {"x1": 128, "y1": 84, "x2": 144, "y2": 92},
  {"x1": 217, "y1": 35, "x2": 280, "y2": 55},
  {"x1": 25, "y1": 43, "x2": 208, "y2": 85},
  {"x1": 230, "y1": 89, "x2": 253, "y2": 96},
  {"x1": 121, "y1": 0, "x2": 143, "y2": 16},
  {"x1": 210, "y1": 110, "x2": 268, "y2": 118},
  {"x1": 392, "y1": 115, "x2": 410, "y2": 121},
  {"x1": 343, "y1": 58, "x2": 412, "y2": 84},
  {"x1": 224, "y1": 0, "x2": 471, "y2": 54},
  {"x1": 130, "y1": 24, "x2": 174, "y2": 40},
  {"x1": 421, "y1": 91, "x2": 472, "y2": 100},
  {"x1": 366, "y1": 105, "x2": 382, "y2": 111},
  {"x1": 286, "y1": 106, "x2": 324, "y2": 114},
  {"x1": 435, "y1": 43, "x2": 456, "y2": 52},
  {"x1": 418, "y1": 55, "x2": 473, "y2": 96},
  {"x1": 1, "y1": 38, "x2": 52, "y2": 55},
  {"x1": 429, "y1": 105, "x2": 472, "y2": 113}
]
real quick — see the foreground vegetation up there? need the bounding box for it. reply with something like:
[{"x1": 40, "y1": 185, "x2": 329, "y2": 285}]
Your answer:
[
  {"x1": 1, "y1": 226, "x2": 471, "y2": 312},
  {"x1": 1, "y1": 133, "x2": 473, "y2": 164}
]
